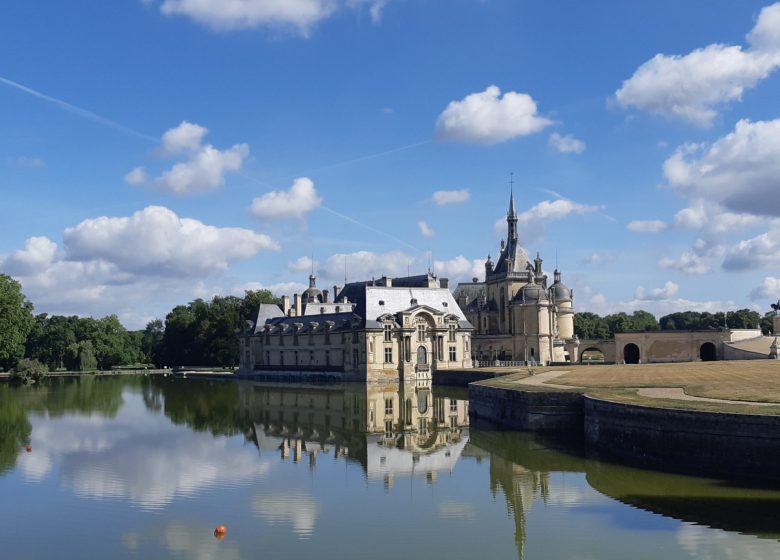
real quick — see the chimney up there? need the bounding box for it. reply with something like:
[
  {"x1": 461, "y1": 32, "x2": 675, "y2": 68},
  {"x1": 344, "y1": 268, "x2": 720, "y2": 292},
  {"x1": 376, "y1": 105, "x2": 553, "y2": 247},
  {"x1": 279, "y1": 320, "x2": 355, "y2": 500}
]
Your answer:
[
  {"x1": 384, "y1": 277, "x2": 393, "y2": 287},
  {"x1": 323, "y1": 289, "x2": 329, "y2": 303},
  {"x1": 440, "y1": 278, "x2": 449, "y2": 289},
  {"x1": 281, "y1": 295, "x2": 290, "y2": 316},
  {"x1": 293, "y1": 293, "x2": 301, "y2": 317},
  {"x1": 333, "y1": 285, "x2": 341, "y2": 301}
]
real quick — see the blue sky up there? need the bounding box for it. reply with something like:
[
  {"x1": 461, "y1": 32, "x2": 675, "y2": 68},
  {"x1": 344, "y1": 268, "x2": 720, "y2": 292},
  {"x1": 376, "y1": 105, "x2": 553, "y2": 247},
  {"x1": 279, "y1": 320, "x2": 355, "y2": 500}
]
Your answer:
[{"x1": 2, "y1": 0, "x2": 780, "y2": 328}]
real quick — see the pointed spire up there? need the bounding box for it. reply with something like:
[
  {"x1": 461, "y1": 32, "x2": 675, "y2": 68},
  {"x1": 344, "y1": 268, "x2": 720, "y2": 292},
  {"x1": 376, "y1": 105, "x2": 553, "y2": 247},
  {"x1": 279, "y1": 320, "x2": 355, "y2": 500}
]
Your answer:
[
  {"x1": 507, "y1": 173, "x2": 518, "y2": 241},
  {"x1": 509, "y1": 172, "x2": 516, "y2": 216}
]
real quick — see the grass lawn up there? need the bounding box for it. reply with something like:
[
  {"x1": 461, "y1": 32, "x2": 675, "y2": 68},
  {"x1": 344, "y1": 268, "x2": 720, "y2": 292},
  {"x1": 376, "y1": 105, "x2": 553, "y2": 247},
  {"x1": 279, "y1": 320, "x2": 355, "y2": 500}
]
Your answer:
[
  {"x1": 553, "y1": 361, "x2": 780, "y2": 403},
  {"x1": 474, "y1": 360, "x2": 780, "y2": 414}
]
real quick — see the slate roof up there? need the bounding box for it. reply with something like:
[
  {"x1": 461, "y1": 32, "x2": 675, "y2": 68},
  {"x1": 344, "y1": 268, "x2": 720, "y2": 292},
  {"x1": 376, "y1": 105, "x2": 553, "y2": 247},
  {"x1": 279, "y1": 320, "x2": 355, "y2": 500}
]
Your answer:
[{"x1": 252, "y1": 304, "x2": 286, "y2": 334}]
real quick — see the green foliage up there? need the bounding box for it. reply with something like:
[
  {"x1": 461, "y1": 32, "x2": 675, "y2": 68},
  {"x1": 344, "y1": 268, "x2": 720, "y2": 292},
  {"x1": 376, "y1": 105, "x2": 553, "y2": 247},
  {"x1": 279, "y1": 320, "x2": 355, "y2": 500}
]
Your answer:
[
  {"x1": 658, "y1": 309, "x2": 759, "y2": 331},
  {"x1": 0, "y1": 385, "x2": 32, "y2": 475},
  {"x1": 577, "y1": 308, "x2": 763, "y2": 339},
  {"x1": 161, "y1": 290, "x2": 279, "y2": 367},
  {"x1": 0, "y1": 274, "x2": 34, "y2": 370},
  {"x1": 8, "y1": 272, "x2": 277, "y2": 370},
  {"x1": 156, "y1": 377, "x2": 245, "y2": 436},
  {"x1": 761, "y1": 312, "x2": 775, "y2": 335},
  {"x1": 9, "y1": 358, "x2": 48, "y2": 385},
  {"x1": 574, "y1": 312, "x2": 610, "y2": 339}
]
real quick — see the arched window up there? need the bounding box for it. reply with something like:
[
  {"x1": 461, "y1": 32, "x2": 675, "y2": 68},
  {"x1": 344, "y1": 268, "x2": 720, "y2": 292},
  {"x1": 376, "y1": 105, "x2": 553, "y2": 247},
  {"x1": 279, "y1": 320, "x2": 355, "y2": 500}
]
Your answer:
[{"x1": 417, "y1": 346, "x2": 428, "y2": 365}]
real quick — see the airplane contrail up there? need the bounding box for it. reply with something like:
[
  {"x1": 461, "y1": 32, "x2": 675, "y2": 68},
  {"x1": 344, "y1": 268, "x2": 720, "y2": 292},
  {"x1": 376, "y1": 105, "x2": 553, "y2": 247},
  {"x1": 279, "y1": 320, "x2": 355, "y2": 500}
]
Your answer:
[
  {"x1": 0, "y1": 75, "x2": 159, "y2": 143},
  {"x1": 320, "y1": 205, "x2": 422, "y2": 254}
]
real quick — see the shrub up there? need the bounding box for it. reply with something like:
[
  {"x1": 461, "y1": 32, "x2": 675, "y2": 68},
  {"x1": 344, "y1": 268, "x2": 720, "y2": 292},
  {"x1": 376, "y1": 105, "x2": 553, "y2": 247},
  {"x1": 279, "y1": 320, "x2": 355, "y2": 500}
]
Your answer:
[{"x1": 9, "y1": 358, "x2": 48, "y2": 385}]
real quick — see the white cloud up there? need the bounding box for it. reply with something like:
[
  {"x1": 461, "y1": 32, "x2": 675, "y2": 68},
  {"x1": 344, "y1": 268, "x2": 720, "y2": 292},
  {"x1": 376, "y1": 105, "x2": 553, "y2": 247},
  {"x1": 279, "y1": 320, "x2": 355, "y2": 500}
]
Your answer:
[
  {"x1": 250, "y1": 177, "x2": 323, "y2": 221},
  {"x1": 252, "y1": 492, "x2": 319, "y2": 536},
  {"x1": 658, "y1": 250, "x2": 710, "y2": 275},
  {"x1": 548, "y1": 132, "x2": 586, "y2": 154},
  {"x1": 288, "y1": 256, "x2": 314, "y2": 274},
  {"x1": 1, "y1": 205, "x2": 278, "y2": 324},
  {"x1": 635, "y1": 281, "x2": 679, "y2": 301},
  {"x1": 722, "y1": 227, "x2": 780, "y2": 271},
  {"x1": 160, "y1": 120, "x2": 208, "y2": 154},
  {"x1": 127, "y1": 121, "x2": 249, "y2": 194},
  {"x1": 495, "y1": 198, "x2": 599, "y2": 241},
  {"x1": 749, "y1": 276, "x2": 780, "y2": 301},
  {"x1": 627, "y1": 219, "x2": 668, "y2": 233},
  {"x1": 435, "y1": 85, "x2": 552, "y2": 144},
  {"x1": 432, "y1": 189, "x2": 470, "y2": 206},
  {"x1": 433, "y1": 256, "x2": 483, "y2": 283},
  {"x1": 582, "y1": 291, "x2": 732, "y2": 317},
  {"x1": 418, "y1": 221, "x2": 435, "y2": 237},
  {"x1": 322, "y1": 250, "x2": 411, "y2": 281},
  {"x1": 157, "y1": 0, "x2": 390, "y2": 35},
  {"x1": 21, "y1": 394, "x2": 272, "y2": 509},
  {"x1": 664, "y1": 119, "x2": 780, "y2": 217},
  {"x1": 615, "y1": 3, "x2": 780, "y2": 126},
  {"x1": 63, "y1": 206, "x2": 278, "y2": 276},
  {"x1": 581, "y1": 252, "x2": 615, "y2": 266},
  {"x1": 673, "y1": 201, "x2": 765, "y2": 234},
  {"x1": 124, "y1": 166, "x2": 148, "y2": 185},
  {"x1": 155, "y1": 143, "x2": 249, "y2": 194},
  {"x1": 1, "y1": 236, "x2": 58, "y2": 276}
]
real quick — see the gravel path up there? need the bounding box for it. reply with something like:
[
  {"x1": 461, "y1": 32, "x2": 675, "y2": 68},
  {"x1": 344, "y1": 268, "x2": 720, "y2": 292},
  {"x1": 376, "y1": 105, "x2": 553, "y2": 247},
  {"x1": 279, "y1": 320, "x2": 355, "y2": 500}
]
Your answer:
[{"x1": 636, "y1": 387, "x2": 780, "y2": 407}]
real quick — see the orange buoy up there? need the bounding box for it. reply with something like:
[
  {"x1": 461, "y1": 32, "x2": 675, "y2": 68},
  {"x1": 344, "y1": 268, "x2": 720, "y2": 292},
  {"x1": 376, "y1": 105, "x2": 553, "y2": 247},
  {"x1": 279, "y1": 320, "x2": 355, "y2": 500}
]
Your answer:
[
  {"x1": 214, "y1": 525, "x2": 227, "y2": 539},
  {"x1": 25, "y1": 445, "x2": 32, "y2": 453}
]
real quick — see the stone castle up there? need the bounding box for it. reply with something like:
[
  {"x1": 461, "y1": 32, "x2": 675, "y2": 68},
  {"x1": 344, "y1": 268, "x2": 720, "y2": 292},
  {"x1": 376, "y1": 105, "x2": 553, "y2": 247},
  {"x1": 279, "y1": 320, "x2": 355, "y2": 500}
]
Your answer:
[{"x1": 454, "y1": 191, "x2": 579, "y2": 365}]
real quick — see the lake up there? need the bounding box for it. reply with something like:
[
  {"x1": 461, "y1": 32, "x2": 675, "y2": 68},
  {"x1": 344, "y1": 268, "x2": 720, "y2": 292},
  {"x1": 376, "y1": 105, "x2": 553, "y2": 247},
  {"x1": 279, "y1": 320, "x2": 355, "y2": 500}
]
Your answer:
[{"x1": 1, "y1": 375, "x2": 779, "y2": 559}]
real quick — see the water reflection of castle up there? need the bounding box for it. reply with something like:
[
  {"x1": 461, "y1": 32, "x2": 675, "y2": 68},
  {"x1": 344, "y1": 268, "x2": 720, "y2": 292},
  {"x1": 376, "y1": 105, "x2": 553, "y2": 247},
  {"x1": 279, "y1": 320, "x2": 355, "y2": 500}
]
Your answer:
[{"x1": 237, "y1": 381, "x2": 469, "y2": 486}]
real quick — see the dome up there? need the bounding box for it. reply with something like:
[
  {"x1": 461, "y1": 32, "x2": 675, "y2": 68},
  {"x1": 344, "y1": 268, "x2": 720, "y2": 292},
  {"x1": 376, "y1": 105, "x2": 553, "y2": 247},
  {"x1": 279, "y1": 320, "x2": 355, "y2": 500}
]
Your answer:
[
  {"x1": 550, "y1": 269, "x2": 571, "y2": 302},
  {"x1": 302, "y1": 287, "x2": 323, "y2": 303},
  {"x1": 515, "y1": 281, "x2": 548, "y2": 304},
  {"x1": 302, "y1": 273, "x2": 323, "y2": 303},
  {"x1": 551, "y1": 282, "x2": 572, "y2": 302}
]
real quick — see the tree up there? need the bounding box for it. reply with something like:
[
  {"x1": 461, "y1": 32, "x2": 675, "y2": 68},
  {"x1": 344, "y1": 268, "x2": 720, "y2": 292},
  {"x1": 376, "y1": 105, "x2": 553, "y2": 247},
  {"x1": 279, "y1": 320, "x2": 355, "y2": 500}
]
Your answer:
[
  {"x1": 9, "y1": 358, "x2": 48, "y2": 385},
  {"x1": 140, "y1": 319, "x2": 164, "y2": 367},
  {"x1": 0, "y1": 275, "x2": 34, "y2": 370},
  {"x1": 574, "y1": 312, "x2": 610, "y2": 339},
  {"x1": 240, "y1": 289, "x2": 280, "y2": 322},
  {"x1": 630, "y1": 310, "x2": 659, "y2": 331}
]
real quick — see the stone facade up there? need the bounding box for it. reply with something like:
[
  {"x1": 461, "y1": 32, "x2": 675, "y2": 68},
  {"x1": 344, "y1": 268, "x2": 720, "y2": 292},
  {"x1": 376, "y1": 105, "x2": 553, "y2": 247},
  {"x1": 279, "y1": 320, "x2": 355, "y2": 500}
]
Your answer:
[
  {"x1": 239, "y1": 272, "x2": 474, "y2": 382},
  {"x1": 579, "y1": 329, "x2": 766, "y2": 363},
  {"x1": 454, "y1": 192, "x2": 578, "y2": 365}
]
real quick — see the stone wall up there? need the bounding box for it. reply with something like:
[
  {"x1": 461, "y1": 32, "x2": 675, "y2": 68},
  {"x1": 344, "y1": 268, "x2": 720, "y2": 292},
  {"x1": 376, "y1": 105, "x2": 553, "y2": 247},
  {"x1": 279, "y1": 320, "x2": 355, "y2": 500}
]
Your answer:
[
  {"x1": 584, "y1": 396, "x2": 780, "y2": 479},
  {"x1": 468, "y1": 383, "x2": 583, "y2": 432}
]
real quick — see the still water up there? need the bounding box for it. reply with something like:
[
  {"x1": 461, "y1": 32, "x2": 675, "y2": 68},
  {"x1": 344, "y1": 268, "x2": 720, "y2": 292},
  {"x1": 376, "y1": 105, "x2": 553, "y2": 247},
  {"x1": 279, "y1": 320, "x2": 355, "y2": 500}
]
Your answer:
[{"x1": 1, "y1": 375, "x2": 780, "y2": 560}]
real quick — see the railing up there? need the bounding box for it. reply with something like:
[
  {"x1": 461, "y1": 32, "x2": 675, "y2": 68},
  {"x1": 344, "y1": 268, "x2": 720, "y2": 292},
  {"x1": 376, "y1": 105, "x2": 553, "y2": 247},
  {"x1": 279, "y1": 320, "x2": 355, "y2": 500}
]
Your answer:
[{"x1": 475, "y1": 360, "x2": 537, "y2": 368}]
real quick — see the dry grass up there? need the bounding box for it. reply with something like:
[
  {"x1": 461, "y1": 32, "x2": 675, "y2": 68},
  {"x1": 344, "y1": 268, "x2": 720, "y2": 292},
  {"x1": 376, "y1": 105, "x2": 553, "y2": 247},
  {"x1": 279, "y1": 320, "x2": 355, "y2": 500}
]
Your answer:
[
  {"x1": 586, "y1": 388, "x2": 780, "y2": 416},
  {"x1": 552, "y1": 361, "x2": 780, "y2": 404},
  {"x1": 473, "y1": 360, "x2": 780, "y2": 414}
]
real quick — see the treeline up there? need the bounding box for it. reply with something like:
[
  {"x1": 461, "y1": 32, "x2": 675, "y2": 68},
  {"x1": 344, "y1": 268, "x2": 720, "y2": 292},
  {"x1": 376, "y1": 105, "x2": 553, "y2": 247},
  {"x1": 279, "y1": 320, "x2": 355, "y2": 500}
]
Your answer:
[
  {"x1": 574, "y1": 309, "x2": 770, "y2": 340},
  {"x1": 0, "y1": 273, "x2": 278, "y2": 372}
]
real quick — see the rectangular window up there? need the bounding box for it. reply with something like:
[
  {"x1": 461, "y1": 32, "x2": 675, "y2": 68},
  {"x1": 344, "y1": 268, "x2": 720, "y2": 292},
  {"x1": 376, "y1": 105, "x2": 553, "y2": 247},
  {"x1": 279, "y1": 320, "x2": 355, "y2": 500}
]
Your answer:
[
  {"x1": 450, "y1": 399, "x2": 458, "y2": 412},
  {"x1": 384, "y1": 347, "x2": 393, "y2": 363},
  {"x1": 448, "y1": 324, "x2": 456, "y2": 342},
  {"x1": 325, "y1": 350, "x2": 330, "y2": 366},
  {"x1": 417, "y1": 324, "x2": 426, "y2": 342},
  {"x1": 279, "y1": 330, "x2": 284, "y2": 346},
  {"x1": 449, "y1": 346, "x2": 457, "y2": 361},
  {"x1": 384, "y1": 324, "x2": 392, "y2": 342},
  {"x1": 385, "y1": 398, "x2": 393, "y2": 415},
  {"x1": 325, "y1": 329, "x2": 330, "y2": 345}
]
